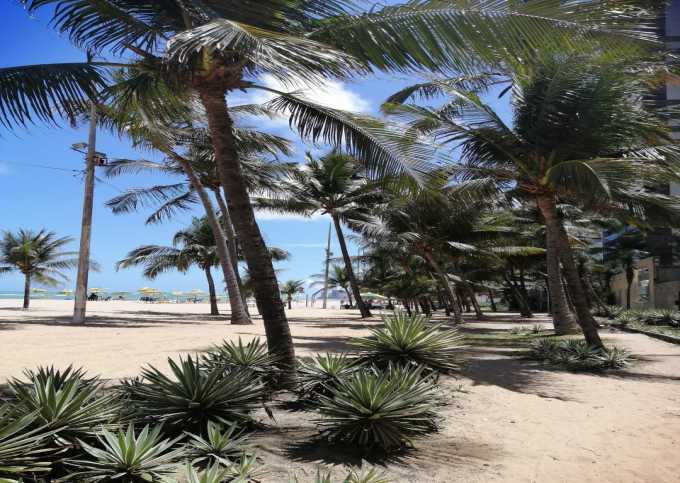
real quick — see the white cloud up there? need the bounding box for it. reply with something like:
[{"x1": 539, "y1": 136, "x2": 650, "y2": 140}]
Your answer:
[{"x1": 229, "y1": 75, "x2": 370, "y2": 130}]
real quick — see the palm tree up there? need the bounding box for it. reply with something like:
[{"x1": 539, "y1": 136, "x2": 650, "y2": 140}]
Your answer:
[
  {"x1": 256, "y1": 152, "x2": 377, "y2": 317},
  {"x1": 117, "y1": 218, "x2": 224, "y2": 316},
  {"x1": 606, "y1": 229, "x2": 648, "y2": 309},
  {"x1": 18, "y1": 0, "x2": 661, "y2": 379},
  {"x1": 281, "y1": 280, "x2": 305, "y2": 310},
  {"x1": 312, "y1": 265, "x2": 354, "y2": 307},
  {"x1": 386, "y1": 55, "x2": 680, "y2": 346},
  {"x1": 0, "y1": 229, "x2": 79, "y2": 309}
]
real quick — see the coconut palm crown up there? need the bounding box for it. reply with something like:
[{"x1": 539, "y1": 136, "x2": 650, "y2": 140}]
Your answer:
[{"x1": 0, "y1": 229, "x2": 79, "y2": 309}]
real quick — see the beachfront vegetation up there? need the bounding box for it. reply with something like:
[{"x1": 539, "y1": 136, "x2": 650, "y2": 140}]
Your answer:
[
  {"x1": 0, "y1": 229, "x2": 79, "y2": 309},
  {"x1": 117, "y1": 217, "x2": 224, "y2": 315},
  {"x1": 352, "y1": 312, "x2": 465, "y2": 373},
  {"x1": 281, "y1": 280, "x2": 306, "y2": 310},
  {"x1": 316, "y1": 365, "x2": 440, "y2": 450},
  {"x1": 529, "y1": 339, "x2": 633, "y2": 371},
  {"x1": 0, "y1": 311, "x2": 468, "y2": 480},
  {"x1": 0, "y1": 0, "x2": 666, "y2": 383}
]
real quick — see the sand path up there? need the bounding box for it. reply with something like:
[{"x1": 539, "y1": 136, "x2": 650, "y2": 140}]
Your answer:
[{"x1": 0, "y1": 300, "x2": 678, "y2": 482}]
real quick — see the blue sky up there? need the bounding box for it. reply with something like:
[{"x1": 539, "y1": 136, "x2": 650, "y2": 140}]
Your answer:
[{"x1": 0, "y1": 3, "x2": 511, "y2": 294}]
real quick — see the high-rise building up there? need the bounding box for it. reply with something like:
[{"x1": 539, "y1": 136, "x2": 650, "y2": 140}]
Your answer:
[{"x1": 609, "y1": 1, "x2": 680, "y2": 308}]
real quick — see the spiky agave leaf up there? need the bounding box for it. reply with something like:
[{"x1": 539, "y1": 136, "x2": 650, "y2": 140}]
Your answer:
[
  {"x1": 8, "y1": 368, "x2": 120, "y2": 443},
  {"x1": 202, "y1": 338, "x2": 280, "y2": 386},
  {"x1": 126, "y1": 355, "x2": 266, "y2": 434},
  {"x1": 290, "y1": 461, "x2": 390, "y2": 483},
  {"x1": 65, "y1": 424, "x2": 185, "y2": 482},
  {"x1": 0, "y1": 406, "x2": 54, "y2": 480},
  {"x1": 297, "y1": 353, "x2": 360, "y2": 400},
  {"x1": 185, "y1": 421, "x2": 250, "y2": 467},
  {"x1": 351, "y1": 312, "x2": 466, "y2": 373},
  {"x1": 316, "y1": 365, "x2": 439, "y2": 450}
]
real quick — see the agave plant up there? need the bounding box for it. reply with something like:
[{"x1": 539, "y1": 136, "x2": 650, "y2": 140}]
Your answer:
[
  {"x1": 127, "y1": 356, "x2": 266, "y2": 434},
  {"x1": 203, "y1": 338, "x2": 279, "y2": 385},
  {"x1": 351, "y1": 312, "x2": 465, "y2": 373},
  {"x1": 316, "y1": 365, "x2": 439, "y2": 450},
  {"x1": 529, "y1": 339, "x2": 633, "y2": 371},
  {"x1": 641, "y1": 309, "x2": 680, "y2": 327},
  {"x1": 65, "y1": 424, "x2": 184, "y2": 482},
  {"x1": 0, "y1": 406, "x2": 53, "y2": 481},
  {"x1": 185, "y1": 421, "x2": 250, "y2": 467},
  {"x1": 290, "y1": 463, "x2": 389, "y2": 483},
  {"x1": 8, "y1": 367, "x2": 120, "y2": 442},
  {"x1": 185, "y1": 463, "x2": 232, "y2": 483},
  {"x1": 297, "y1": 353, "x2": 359, "y2": 400}
]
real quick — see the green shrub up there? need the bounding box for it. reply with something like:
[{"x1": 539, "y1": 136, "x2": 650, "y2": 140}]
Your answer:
[
  {"x1": 8, "y1": 366, "x2": 120, "y2": 442},
  {"x1": 125, "y1": 355, "x2": 266, "y2": 434},
  {"x1": 290, "y1": 463, "x2": 389, "y2": 483},
  {"x1": 351, "y1": 312, "x2": 465, "y2": 373},
  {"x1": 203, "y1": 338, "x2": 280, "y2": 385},
  {"x1": 0, "y1": 405, "x2": 53, "y2": 481},
  {"x1": 641, "y1": 309, "x2": 680, "y2": 327},
  {"x1": 65, "y1": 424, "x2": 184, "y2": 482},
  {"x1": 185, "y1": 421, "x2": 250, "y2": 467},
  {"x1": 297, "y1": 353, "x2": 359, "y2": 400},
  {"x1": 529, "y1": 338, "x2": 633, "y2": 371},
  {"x1": 316, "y1": 365, "x2": 439, "y2": 450}
]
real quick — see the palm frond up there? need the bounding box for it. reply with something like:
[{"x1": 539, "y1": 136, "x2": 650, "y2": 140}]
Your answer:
[
  {"x1": 0, "y1": 63, "x2": 106, "y2": 130},
  {"x1": 265, "y1": 91, "x2": 439, "y2": 181}
]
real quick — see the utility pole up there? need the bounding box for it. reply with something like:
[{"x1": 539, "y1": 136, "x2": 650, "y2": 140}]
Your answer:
[
  {"x1": 72, "y1": 88, "x2": 100, "y2": 324},
  {"x1": 322, "y1": 222, "x2": 332, "y2": 309}
]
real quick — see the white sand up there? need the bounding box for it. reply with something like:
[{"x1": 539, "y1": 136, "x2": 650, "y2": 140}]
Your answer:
[{"x1": 1, "y1": 299, "x2": 679, "y2": 482}]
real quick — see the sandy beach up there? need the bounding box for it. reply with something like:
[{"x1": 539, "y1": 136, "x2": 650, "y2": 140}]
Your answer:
[{"x1": 1, "y1": 299, "x2": 679, "y2": 482}]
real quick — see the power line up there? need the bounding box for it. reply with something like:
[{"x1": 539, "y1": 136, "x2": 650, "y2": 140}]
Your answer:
[
  {"x1": 0, "y1": 160, "x2": 82, "y2": 173},
  {"x1": 1, "y1": 160, "x2": 124, "y2": 193}
]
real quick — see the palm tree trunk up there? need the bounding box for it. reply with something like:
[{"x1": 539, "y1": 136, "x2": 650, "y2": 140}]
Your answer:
[
  {"x1": 204, "y1": 266, "x2": 219, "y2": 316},
  {"x1": 331, "y1": 214, "x2": 371, "y2": 318},
  {"x1": 535, "y1": 196, "x2": 579, "y2": 334},
  {"x1": 467, "y1": 286, "x2": 484, "y2": 319},
  {"x1": 537, "y1": 194, "x2": 602, "y2": 346},
  {"x1": 171, "y1": 154, "x2": 250, "y2": 325},
  {"x1": 488, "y1": 289, "x2": 497, "y2": 312},
  {"x1": 213, "y1": 188, "x2": 249, "y2": 315},
  {"x1": 23, "y1": 273, "x2": 30, "y2": 309},
  {"x1": 422, "y1": 251, "x2": 463, "y2": 323},
  {"x1": 287, "y1": 294, "x2": 292, "y2": 310},
  {"x1": 196, "y1": 87, "x2": 295, "y2": 378},
  {"x1": 402, "y1": 299, "x2": 412, "y2": 316},
  {"x1": 625, "y1": 266, "x2": 634, "y2": 309},
  {"x1": 72, "y1": 101, "x2": 97, "y2": 324},
  {"x1": 503, "y1": 272, "x2": 533, "y2": 318}
]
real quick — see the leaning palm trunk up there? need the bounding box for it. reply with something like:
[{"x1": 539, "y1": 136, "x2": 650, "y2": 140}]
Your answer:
[
  {"x1": 537, "y1": 195, "x2": 602, "y2": 345},
  {"x1": 422, "y1": 251, "x2": 463, "y2": 323},
  {"x1": 331, "y1": 214, "x2": 371, "y2": 318},
  {"x1": 625, "y1": 266, "x2": 634, "y2": 309},
  {"x1": 22, "y1": 272, "x2": 31, "y2": 309},
  {"x1": 204, "y1": 266, "x2": 219, "y2": 316},
  {"x1": 503, "y1": 272, "x2": 533, "y2": 318},
  {"x1": 171, "y1": 154, "x2": 250, "y2": 325},
  {"x1": 213, "y1": 189, "x2": 249, "y2": 315},
  {"x1": 537, "y1": 196, "x2": 579, "y2": 334},
  {"x1": 72, "y1": 101, "x2": 98, "y2": 324},
  {"x1": 196, "y1": 87, "x2": 295, "y2": 379}
]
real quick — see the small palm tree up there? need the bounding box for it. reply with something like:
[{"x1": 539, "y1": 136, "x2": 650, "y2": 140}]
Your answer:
[
  {"x1": 313, "y1": 265, "x2": 353, "y2": 307},
  {"x1": 257, "y1": 152, "x2": 378, "y2": 318},
  {"x1": 281, "y1": 280, "x2": 305, "y2": 310},
  {"x1": 0, "y1": 229, "x2": 78, "y2": 309},
  {"x1": 117, "y1": 218, "x2": 224, "y2": 316}
]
